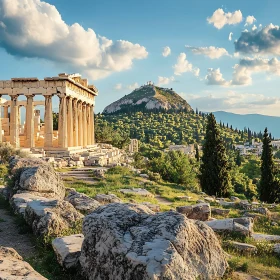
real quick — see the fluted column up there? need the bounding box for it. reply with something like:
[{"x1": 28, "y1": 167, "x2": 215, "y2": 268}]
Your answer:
[
  {"x1": 90, "y1": 105, "x2": 95, "y2": 145},
  {"x1": 73, "y1": 99, "x2": 78, "y2": 147},
  {"x1": 86, "y1": 104, "x2": 91, "y2": 145},
  {"x1": 78, "y1": 101, "x2": 83, "y2": 146},
  {"x1": 58, "y1": 96, "x2": 68, "y2": 148},
  {"x1": 26, "y1": 95, "x2": 35, "y2": 148},
  {"x1": 10, "y1": 95, "x2": 19, "y2": 148},
  {"x1": 3, "y1": 106, "x2": 8, "y2": 118},
  {"x1": 83, "y1": 103, "x2": 87, "y2": 147},
  {"x1": 67, "y1": 97, "x2": 73, "y2": 147},
  {"x1": 44, "y1": 95, "x2": 53, "y2": 148}
]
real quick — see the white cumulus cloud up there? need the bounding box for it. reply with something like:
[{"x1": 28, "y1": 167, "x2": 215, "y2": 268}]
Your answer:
[
  {"x1": 229, "y1": 32, "x2": 233, "y2": 41},
  {"x1": 114, "y1": 83, "x2": 123, "y2": 90},
  {"x1": 245, "y1": 15, "x2": 256, "y2": 26},
  {"x1": 173, "y1": 53, "x2": 200, "y2": 76},
  {"x1": 157, "y1": 76, "x2": 175, "y2": 86},
  {"x1": 186, "y1": 45, "x2": 229, "y2": 59},
  {"x1": 162, "y1": 46, "x2": 171, "y2": 57},
  {"x1": 205, "y1": 68, "x2": 229, "y2": 86},
  {"x1": 127, "y1": 82, "x2": 139, "y2": 90},
  {"x1": 0, "y1": 0, "x2": 148, "y2": 80},
  {"x1": 207, "y1": 8, "x2": 243, "y2": 29}
]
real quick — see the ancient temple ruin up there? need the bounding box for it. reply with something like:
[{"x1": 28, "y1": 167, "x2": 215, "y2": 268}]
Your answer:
[{"x1": 0, "y1": 73, "x2": 98, "y2": 156}]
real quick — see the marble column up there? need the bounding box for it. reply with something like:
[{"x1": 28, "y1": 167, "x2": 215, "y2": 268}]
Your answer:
[
  {"x1": 87, "y1": 104, "x2": 91, "y2": 145},
  {"x1": 44, "y1": 95, "x2": 53, "y2": 148},
  {"x1": 78, "y1": 101, "x2": 83, "y2": 146},
  {"x1": 58, "y1": 96, "x2": 68, "y2": 148},
  {"x1": 3, "y1": 106, "x2": 8, "y2": 118},
  {"x1": 26, "y1": 95, "x2": 35, "y2": 148},
  {"x1": 67, "y1": 97, "x2": 73, "y2": 147},
  {"x1": 90, "y1": 105, "x2": 95, "y2": 145},
  {"x1": 10, "y1": 95, "x2": 19, "y2": 148},
  {"x1": 72, "y1": 99, "x2": 78, "y2": 147},
  {"x1": 82, "y1": 103, "x2": 87, "y2": 147}
]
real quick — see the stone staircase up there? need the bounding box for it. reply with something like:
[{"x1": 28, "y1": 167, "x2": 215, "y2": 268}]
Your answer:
[{"x1": 60, "y1": 168, "x2": 97, "y2": 184}]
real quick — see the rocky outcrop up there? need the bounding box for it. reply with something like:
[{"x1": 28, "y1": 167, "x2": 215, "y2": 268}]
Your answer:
[
  {"x1": 25, "y1": 199, "x2": 84, "y2": 236},
  {"x1": 52, "y1": 234, "x2": 84, "y2": 269},
  {"x1": 80, "y1": 203, "x2": 228, "y2": 280},
  {"x1": 94, "y1": 193, "x2": 122, "y2": 204},
  {"x1": 15, "y1": 164, "x2": 65, "y2": 199},
  {"x1": 65, "y1": 189, "x2": 100, "y2": 214},
  {"x1": 0, "y1": 246, "x2": 47, "y2": 279},
  {"x1": 176, "y1": 203, "x2": 211, "y2": 221},
  {"x1": 9, "y1": 157, "x2": 45, "y2": 174},
  {"x1": 205, "y1": 217, "x2": 254, "y2": 236}
]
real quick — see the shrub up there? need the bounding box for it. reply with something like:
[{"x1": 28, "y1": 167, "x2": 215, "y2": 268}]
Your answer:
[{"x1": 0, "y1": 164, "x2": 8, "y2": 179}]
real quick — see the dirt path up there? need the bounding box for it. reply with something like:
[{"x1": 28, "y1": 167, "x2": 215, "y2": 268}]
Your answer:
[
  {"x1": 155, "y1": 195, "x2": 173, "y2": 205},
  {"x1": 0, "y1": 207, "x2": 36, "y2": 259}
]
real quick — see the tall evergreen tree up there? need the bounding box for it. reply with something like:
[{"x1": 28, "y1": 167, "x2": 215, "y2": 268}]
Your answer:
[
  {"x1": 195, "y1": 144, "x2": 200, "y2": 162},
  {"x1": 259, "y1": 128, "x2": 276, "y2": 202},
  {"x1": 200, "y1": 113, "x2": 231, "y2": 197}
]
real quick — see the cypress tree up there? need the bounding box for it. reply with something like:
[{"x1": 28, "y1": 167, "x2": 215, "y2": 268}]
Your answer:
[
  {"x1": 200, "y1": 113, "x2": 231, "y2": 197},
  {"x1": 195, "y1": 144, "x2": 200, "y2": 162},
  {"x1": 259, "y1": 128, "x2": 276, "y2": 202}
]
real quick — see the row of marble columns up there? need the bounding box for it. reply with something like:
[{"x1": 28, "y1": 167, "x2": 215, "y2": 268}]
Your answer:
[{"x1": 3, "y1": 95, "x2": 95, "y2": 149}]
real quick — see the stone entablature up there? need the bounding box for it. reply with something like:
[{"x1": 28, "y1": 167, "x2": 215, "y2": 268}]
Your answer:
[{"x1": 0, "y1": 73, "x2": 98, "y2": 152}]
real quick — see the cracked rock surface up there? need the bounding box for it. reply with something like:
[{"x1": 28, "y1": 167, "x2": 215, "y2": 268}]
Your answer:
[{"x1": 80, "y1": 203, "x2": 227, "y2": 280}]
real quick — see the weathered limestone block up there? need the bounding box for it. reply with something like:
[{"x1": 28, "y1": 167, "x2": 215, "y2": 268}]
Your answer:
[
  {"x1": 119, "y1": 188, "x2": 154, "y2": 198},
  {"x1": 0, "y1": 246, "x2": 47, "y2": 280},
  {"x1": 176, "y1": 203, "x2": 211, "y2": 221},
  {"x1": 273, "y1": 244, "x2": 280, "y2": 254},
  {"x1": 141, "y1": 202, "x2": 160, "y2": 212},
  {"x1": 211, "y1": 208, "x2": 230, "y2": 217},
  {"x1": 205, "y1": 217, "x2": 254, "y2": 236},
  {"x1": 240, "y1": 200, "x2": 252, "y2": 210},
  {"x1": 204, "y1": 197, "x2": 215, "y2": 203},
  {"x1": 80, "y1": 203, "x2": 228, "y2": 280},
  {"x1": 176, "y1": 196, "x2": 192, "y2": 201},
  {"x1": 10, "y1": 193, "x2": 49, "y2": 217},
  {"x1": 219, "y1": 200, "x2": 236, "y2": 207},
  {"x1": 65, "y1": 189, "x2": 100, "y2": 214},
  {"x1": 17, "y1": 164, "x2": 65, "y2": 199},
  {"x1": 230, "y1": 196, "x2": 240, "y2": 202},
  {"x1": 230, "y1": 241, "x2": 257, "y2": 253},
  {"x1": 254, "y1": 207, "x2": 271, "y2": 217},
  {"x1": 0, "y1": 185, "x2": 11, "y2": 200},
  {"x1": 94, "y1": 193, "x2": 122, "y2": 204},
  {"x1": 9, "y1": 157, "x2": 44, "y2": 174},
  {"x1": 52, "y1": 234, "x2": 84, "y2": 269},
  {"x1": 252, "y1": 233, "x2": 280, "y2": 242},
  {"x1": 25, "y1": 199, "x2": 84, "y2": 236}
]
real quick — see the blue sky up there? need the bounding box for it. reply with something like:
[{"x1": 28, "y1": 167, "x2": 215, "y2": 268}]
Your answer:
[{"x1": 1, "y1": 0, "x2": 280, "y2": 115}]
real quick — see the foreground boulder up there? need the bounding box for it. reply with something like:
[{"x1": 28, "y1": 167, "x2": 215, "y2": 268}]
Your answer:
[
  {"x1": 25, "y1": 199, "x2": 84, "y2": 236},
  {"x1": 15, "y1": 163, "x2": 65, "y2": 199},
  {"x1": 65, "y1": 189, "x2": 100, "y2": 214},
  {"x1": 176, "y1": 203, "x2": 211, "y2": 221},
  {"x1": 80, "y1": 203, "x2": 228, "y2": 280},
  {"x1": 52, "y1": 234, "x2": 84, "y2": 269},
  {"x1": 205, "y1": 217, "x2": 254, "y2": 236},
  {"x1": 0, "y1": 246, "x2": 47, "y2": 279}
]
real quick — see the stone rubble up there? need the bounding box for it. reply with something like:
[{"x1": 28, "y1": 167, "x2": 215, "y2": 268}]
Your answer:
[
  {"x1": 52, "y1": 234, "x2": 84, "y2": 269},
  {"x1": 94, "y1": 193, "x2": 122, "y2": 204},
  {"x1": 119, "y1": 188, "x2": 154, "y2": 198},
  {"x1": 80, "y1": 203, "x2": 228, "y2": 280},
  {"x1": 176, "y1": 203, "x2": 211, "y2": 221}
]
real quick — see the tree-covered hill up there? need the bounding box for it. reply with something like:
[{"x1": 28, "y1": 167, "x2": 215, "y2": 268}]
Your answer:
[{"x1": 95, "y1": 111, "x2": 253, "y2": 149}]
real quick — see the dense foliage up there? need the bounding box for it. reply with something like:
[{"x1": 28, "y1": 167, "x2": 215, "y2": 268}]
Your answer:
[
  {"x1": 200, "y1": 113, "x2": 231, "y2": 197},
  {"x1": 95, "y1": 111, "x2": 253, "y2": 149}
]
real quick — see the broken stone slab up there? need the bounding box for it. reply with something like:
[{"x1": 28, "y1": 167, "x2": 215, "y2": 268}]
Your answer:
[
  {"x1": 25, "y1": 199, "x2": 84, "y2": 237},
  {"x1": 94, "y1": 193, "x2": 122, "y2": 204},
  {"x1": 240, "y1": 200, "x2": 252, "y2": 210},
  {"x1": 80, "y1": 203, "x2": 228, "y2": 280},
  {"x1": 252, "y1": 233, "x2": 280, "y2": 242},
  {"x1": 211, "y1": 208, "x2": 230, "y2": 217},
  {"x1": 176, "y1": 203, "x2": 211, "y2": 221},
  {"x1": 0, "y1": 246, "x2": 47, "y2": 279},
  {"x1": 119, "y1": 188, "x2": 154, "y2": 198},
  {"x1": 176, "y1": 196, "x2": 192, "y2": 201},
  {"x1": 219, "y1": 200, "x2": 236, "y2": 207},
  {"x1": 204, "y1": 197, "x2": 215, "y2": 203},
  {"x1": 140, "y1": 173, "x2": 149, "y2": 179},
  {"x1": 13, "y1": 162, "x2": 65, "y2": 200},
  {"x1": 205, "y1": 217, "x2": 253, "y2": 236},
  {"x1": 230, "y1": 241, "x2": 257, "y2": 253},
  {"x1": 230, "y1": 196, "x2": 240, "y2": 202},
  {"x1": 65, "y1": 189, "x2": 100, "y2": 214},
  {"x1": 254, "y1": 207, "x2": 271, "y2": 217},
  {"x1": 52, "y1": 234, "x2": 84, "y2": 269},
  {"x1": 10, "y1": 192, "x2": 49, "y2": 217},
  {"x1": 141, "y1": 202, "x2": 160, "y2": 212}
]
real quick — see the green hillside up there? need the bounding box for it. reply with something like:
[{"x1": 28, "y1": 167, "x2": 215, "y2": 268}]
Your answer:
[{"x1": 95, "y1": 111, "x2": 253, "y2": 149}]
